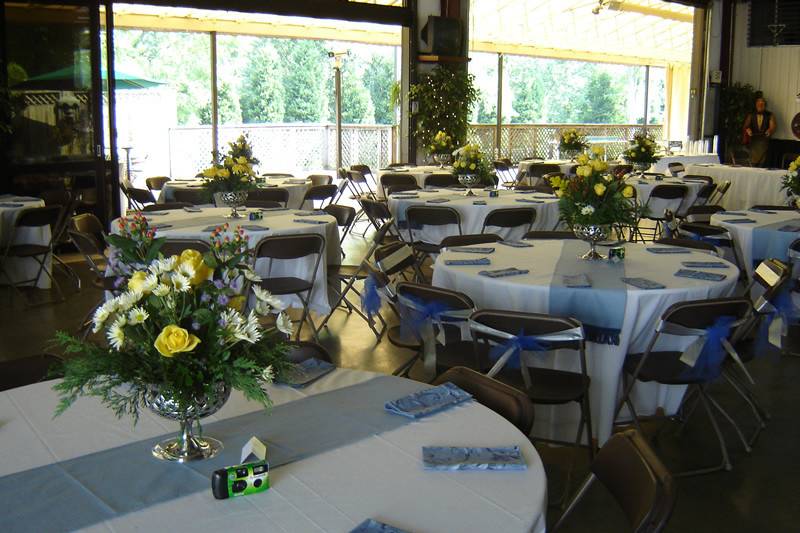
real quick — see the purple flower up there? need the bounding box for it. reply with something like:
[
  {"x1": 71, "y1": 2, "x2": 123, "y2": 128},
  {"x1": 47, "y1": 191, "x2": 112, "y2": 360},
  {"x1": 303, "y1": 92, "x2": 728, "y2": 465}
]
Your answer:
[
  {"x1": 217, "y1": 294, "x2": 230, "y2": 306},
  {"x1": 218, "y1": 317, "x2": 227, "y2": 327},
  {"x1": 230, "y1": 277, "x2": 242, "y2": 292},
  {"x1": 214, "y1": 279, "x2": 225, "y2": 290},
  {"x1": 200, "y1": 293, "x2": 211, "y2": 303},
  {"x1": 113, "y1": 277, "x2": 126, "y2": 289}
]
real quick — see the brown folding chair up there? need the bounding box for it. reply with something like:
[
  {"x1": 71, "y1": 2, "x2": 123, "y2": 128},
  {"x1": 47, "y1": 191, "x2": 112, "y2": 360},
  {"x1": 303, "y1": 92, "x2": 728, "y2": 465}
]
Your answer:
[
  {"x1": 440, "y1": 234, "x2": 502, "y2": 248},
  {"x1": 523, "y1": 230, "x2": 578, "y2": 240},
  {"x1": 481, "y1": 207, "x2": 536, "y2": 236},
  {"x1": 0, "y1": 354, "x2": 64, "y2": 392},
  {"x1": 433, "y1": 366, "x2": 535, "y2": 435},
  {"x1": 405, "y1": 205, "x2": 462, "y2": 263},
  {"x1": 248, "y1": 188, "x2": 289, "y2": 207},
  {"x1": 667, "y1": 162, "x2": 685, "y2": 177},
  {"x1": 707, "y1": 180, "x2": 730, "y2": 205},
  {"x1": 145, "y1": 176, "x2": 171, "y2": 192},
  {"x1": 125, "y1": 186, "x2": 156, "y2": 210},
  {"x1": 323, "y1": 203, "x2": 357, "y2": 250},
  {"x1": 245, "y1": 200, "x2": 283, "y2": 209},
  {"x1": 552, "y1": 429, "x2": 676, "y2": 533},
  {"x1": 424, "y1": 174, "x2": 460, "y2": 188},
  {"x1": 254, "y1": 233, "x2": 325, "y2": 341},
  {"x1": 351, "y1": 164, "x2": 378, "y2": 193},
  {"x1": 636, "y1": 184, "x2": 688, "y2": 241},
  {"x1": 301, "y1": 184, "x2": 338, "y2": 208},
  {"x1": 683, "y1": 204, "x2": 724, "y2": 223},
  {"x1": 159, "y1": 239, "x2": 211, "y2": 257},
  {"x1": 285, "y1": 340, "x2": 334, "y2": 364},
  {"x1": 308, "y1": 174, "x2": 333, "y2": 186},
  {"x1": 681, "y1": 174, "x2": 713, "y2": 185},
  {"x1": 380, "y1": 173, "x2": 417, "y2": 193},
  {"x1": 172, "y1": 188, "x2": 209, "y2": 205},
  {"x1": 526, "y1": 163, "x2": 561, "y2": 184},
  {"x1": 385, "y1": 184, "x2": 421, "y2": 196}
]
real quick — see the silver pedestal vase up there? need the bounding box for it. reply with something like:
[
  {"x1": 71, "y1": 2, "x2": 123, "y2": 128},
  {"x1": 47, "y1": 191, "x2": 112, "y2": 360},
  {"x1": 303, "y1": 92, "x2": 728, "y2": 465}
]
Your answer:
[
  {"x1": 145, "y1": 381, "x2": 231, "y2": 462},
  {"x1": 432, "y1": 153, "x2": 452, "y2": 169},
  {"x1": 216, "y1": 191, "x2": 248, "y2": 218},
  {"x1": 632, "y1": 161, "x2": 650, "y2": 178},
  {"x1": 457, "y1": 173, "x2": 481, "y2": 196},
  {"x1": 573, "y1": 224, "x2": 610, "y2": 260}
]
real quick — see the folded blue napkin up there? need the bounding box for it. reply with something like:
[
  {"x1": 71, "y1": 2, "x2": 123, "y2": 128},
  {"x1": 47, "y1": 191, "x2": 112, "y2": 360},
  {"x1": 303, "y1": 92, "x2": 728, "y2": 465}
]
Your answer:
[
  {"x1": 294, "y1": 210, "x2": 327, "y2": 216},
  {"x1": 778, "y1": 225, "x2": 800, "y2": 232},
  {"x1": 681, "y1": 261, "x2": 729, "y2": 269},
  {"x1": 427, "y1": 198, "x2": 450, "y2": 204},
  {"x1": 183, "y1": 206, "x2": 202, "y2": 213},
  {"x1": 646, "y1": 247, "x2": 691, "y2": 254},
  {"x1": 674, "y1": 269, "x2": 727, "y2": 281},
  {"x1": 448, "y1": 246, "x2": 495, "y2": 254},
  {"x1": 563, "y1": 274, "x2": 592, "y2": 288},
  {"x1": 391, "y1": 194, "x2": 418, "y2": 199},
  {"x1": 473, "y1": 200, "x2": 487, "y2": 205},
  {"x1": 621, "y1": 277, "x2": 666, "y2": 290},
  {"x1": 280, "y1": 358, "x2": 336, "y2": 388},
  {"x1": 720, "y1": 211, "x2": 746, "y2": 216},
  {"x1": 240, "y1": 225, "x2": 270, "y2": 231},
  {"x1": 0, "y1": 203, "x2": 24, "y2": 208},
  {"x1": 293, "y1": 219, "x2": 328, "y2": 225},
  {"x1": 422, "y1": 446, "x2": 526, "y2": 471},
  {"x1": 498, "y1": 240, "x2": 534, "y2": 248},
  {"x1": 749, "y1": 209, "x2": 776, "y2": 214},
  {"x1": 478, "y1": 267, "x2": 530, "y2": 278},
  {"x1": 444, "y1": 258, "x2": 491, "y2": 266},
  {"x1": 150, "y1": 223, "x2": 173, "y2": 230},
  {"x1": 723, "y1": 218, "x2": 757, "y2": 224},
  {"x1": 350, "y1": 519, "x2": 409, "y2": 533},
  {"x1": 515, "y1": 198, "x2": 544, "y2": 204},
  {"x1": 384, "y1": 382, "x2": 472, "y2": 419}
]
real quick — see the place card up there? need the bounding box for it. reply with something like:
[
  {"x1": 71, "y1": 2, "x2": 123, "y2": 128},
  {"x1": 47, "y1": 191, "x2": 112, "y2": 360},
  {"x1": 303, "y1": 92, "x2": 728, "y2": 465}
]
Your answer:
[
  {"x1": 473, "y1": 200, "x2": 487, "y2": 205},
  {"x1": 621, "y1": 277, "x2": 666, "y2": 290},
  {"x1": 447, "y1": 246, "x2": 495, "y2": 254},
  {"x1": 422, "y1": 446, "x2": 527, "y2": 471},
  {"x1": 150, "y1": 223, "x2": 172, "y2": 230},
  {"x1": 478, "y1": 267, "x2": 530, "y2": 278},
  {"x1": 563, "y1": 274, "x2": 592, "y2": 288},
  {"x1": 444, "y1": 258, "x2": 491, "y2": 266},
  {"x1": 674, "y1": 269, "x2": 727, "y2": 281},
  {"x1": 294, "y1": 210, "x2": 327, "y2": 216},
  {"x1": 681, "y1": 261, "x2": 729, "y2": 269},
  {"x1": 749, "y1": 209, "x2": 776, "y2": 214}
]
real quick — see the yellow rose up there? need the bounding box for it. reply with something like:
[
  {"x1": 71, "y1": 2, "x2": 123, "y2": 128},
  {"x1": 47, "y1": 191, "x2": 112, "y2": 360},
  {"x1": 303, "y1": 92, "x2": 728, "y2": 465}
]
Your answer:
[
  {"x1": 790, "y1": 162, "x2": 798, "y2": 172},
  {"x1": 128, "y1": 271, "x2": 149, "y2": 293},
  {"x1": 576, "y1": 166, "x2": 591, "y2": 177},
  {"x1": 218, "y1": 168, "x2": 230, "y2": 178},
  {"x1": 622, "y1": 185, "x2": 635, "y2": 198},
  {"x1": 178, "y1": 249, "x2": 213, "y2": 286},
  {"x1": 594, "y1": 183, "x2": 607, "y2": 196},
  {"x1": 576, "y1": 154, "x2": 589, "y2": 165},
  {"x1": 469, "y1": 163, "x2": 476, "y2": 170},
  {"x1": 227, "y1": 295, "x2": 246, "y2": 312},
  {"x1": 591, "y1": 146, "x2": 604, "y2": 156},
  {"x1": 154, "y1": 325, "x2": 201, "y2": 358},
  {"x1": 555, "y1": 189, "x2": 563, "y2": 197}
]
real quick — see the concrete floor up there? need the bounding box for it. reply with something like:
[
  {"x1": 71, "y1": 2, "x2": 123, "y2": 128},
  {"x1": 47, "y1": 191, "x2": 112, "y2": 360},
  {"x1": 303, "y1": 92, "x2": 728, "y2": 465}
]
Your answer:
[{"x1": 2, "y1": 225, "x2": 799, "y2": 532}]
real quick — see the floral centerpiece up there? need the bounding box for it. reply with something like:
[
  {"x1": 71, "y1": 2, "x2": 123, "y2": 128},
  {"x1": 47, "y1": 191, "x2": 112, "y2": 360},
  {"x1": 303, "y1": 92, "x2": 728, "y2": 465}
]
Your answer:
[
  {"x1": 453, "y1": 143, "x2": 494, "y2": 194},
  {"x1": 781, "y1": 155, "x2": 800, "y2": 207},
  {"x1": 558, "y1": 128, "x2": 589, "y2": 160},
  {"x1": 201, "y1": 134, "x2": 260, "y2": 217},
  {"x1": 429, "y1": 130, "x2": 455, "y2": 168},
  {"x1": 551, "y1": 147, "x2": 639, "y2": 259},
  {"x1": 622, "y1": 131, "x2": 661, "y2": 172},
  {"x1": 53, "y1": 215, "x2": 293, "y2": 462}
]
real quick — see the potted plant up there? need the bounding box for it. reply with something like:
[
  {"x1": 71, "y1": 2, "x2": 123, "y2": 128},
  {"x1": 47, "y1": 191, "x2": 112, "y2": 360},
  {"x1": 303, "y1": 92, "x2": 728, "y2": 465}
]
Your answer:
[
  {"x1": 551, "y1": 148, "x2": 638, "y2": 260},
  {"x1": 201, "y1": 134, "x2": 259, "y2": 217},
  {"x1": 558, "y1": 128, "x2": 589, "y2": 160},
  {"x1": 53, "y1": 215, "x2": 293, "y2": 462}
]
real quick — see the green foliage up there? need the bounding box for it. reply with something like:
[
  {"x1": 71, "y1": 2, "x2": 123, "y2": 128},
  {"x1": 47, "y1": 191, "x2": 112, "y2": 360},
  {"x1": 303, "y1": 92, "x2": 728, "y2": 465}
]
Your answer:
[
  {"x1": 276, "y1": 39, "x2": 327, "y2": 122},
  {"x1": 239, "y1": 40, "x2": 286, "y2": 123},
  {"x1": 363, "y1": 55, "x2": 395, "y2": 124},
  {"x1": 339, "y1": 62, "x2": 373, "y2": 124},
  {"x1": 720, "y1": 82, "x2": 759, "y2": 155},
  {"x1": 199, "y1": 82, "x2": 242, "y2": 125},
  {"x1": 575, "y1": 71, "x2": 625, "y2": 124},
  {"x1": 476, "y1": 99, "x2": 497, "y2": 124},
  {"x1": 410, "y1": 65, "x2": 478, "y2": 148}
]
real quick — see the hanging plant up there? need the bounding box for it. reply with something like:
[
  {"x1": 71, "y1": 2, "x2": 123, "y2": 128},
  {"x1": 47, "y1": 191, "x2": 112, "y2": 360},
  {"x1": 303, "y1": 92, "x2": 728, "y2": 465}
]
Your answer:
[{"x1": 409, "y1": 65, "x2": 478, "y2": 149}]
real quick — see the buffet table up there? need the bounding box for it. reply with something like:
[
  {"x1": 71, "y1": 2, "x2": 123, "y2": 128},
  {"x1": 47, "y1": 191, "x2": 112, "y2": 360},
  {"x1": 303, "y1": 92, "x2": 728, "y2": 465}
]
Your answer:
[{"x1": 684, "y1": 164, "x2": 786, "y2": 211}]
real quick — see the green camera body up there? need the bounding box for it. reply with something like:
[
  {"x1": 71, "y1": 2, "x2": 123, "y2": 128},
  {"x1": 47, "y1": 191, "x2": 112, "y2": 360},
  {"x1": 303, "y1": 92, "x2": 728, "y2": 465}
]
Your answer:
[{"x1": 211, "y1": 460, "x2": 270, "y2": 499}]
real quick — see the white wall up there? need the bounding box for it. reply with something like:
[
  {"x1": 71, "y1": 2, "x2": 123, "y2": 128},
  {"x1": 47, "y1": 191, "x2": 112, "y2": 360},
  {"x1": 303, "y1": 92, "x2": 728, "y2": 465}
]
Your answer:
[{"x1": 731, "y1": 2, "x2": 800, "y2": 141}]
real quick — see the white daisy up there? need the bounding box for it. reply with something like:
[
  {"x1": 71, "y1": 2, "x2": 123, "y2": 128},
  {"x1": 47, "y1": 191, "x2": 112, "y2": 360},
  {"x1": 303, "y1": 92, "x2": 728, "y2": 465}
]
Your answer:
[
  {"x1": 92, "y1": 304, "x2": 112, "y2": 333},
  {"x1": 276, "y1": 312, "x2": 293, "y2": 336},
  {"x1": 150, "y1": 256, "x2": 177, "y2": 275},
  {"x1": 107, "y1": 316, "x2": 126, "y2": 350},
  {"x1": 153, "y1": 283, "x2": 170, "y2": 297},
  {"x1": 252, "y1": 286, "x2": 284, "y2": 309},
  {"x1": 127, "y1": 306, "x2": 149, "y2": 325},
  {"x1": 243, "y1": 267, "x2": 261, "y2": 283},
  {"x1": 171, "y1": 273, "x2": 191, "y2": 292},
  {"x1": 260, "y1": 365, "x2": 275, "y2": 383},
  {"x1": 177, "y1": 261, "x2": 195, "y2": 280}
]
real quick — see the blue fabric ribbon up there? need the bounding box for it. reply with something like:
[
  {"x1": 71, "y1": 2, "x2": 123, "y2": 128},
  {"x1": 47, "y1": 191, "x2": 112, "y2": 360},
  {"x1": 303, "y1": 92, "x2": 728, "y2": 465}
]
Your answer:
[
  {"x1": 680, "y1": 315, "x2": 737, "y2": 381},
  {"x1": 754, "y1": 285, "x2": 798, "y2": 357},
  {"x1": 360, "y1": 273, "x2": 383, "y2": 318},
  {"x1": 488, "y1": 330, "x2": 552, "y2": 369},
  {"x1": 398, "y1": 295, "x2": 457, "y2": 343}
]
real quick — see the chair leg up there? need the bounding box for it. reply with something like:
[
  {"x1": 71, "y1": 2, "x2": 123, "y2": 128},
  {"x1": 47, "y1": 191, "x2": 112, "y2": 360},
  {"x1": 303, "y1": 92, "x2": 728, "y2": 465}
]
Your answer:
[
  {"x1": 705, "y1": 392, "x2": 752, "y2": 454},
  {"x1": 581, "y1": 395, "x2": 595, "y2": 461},
  {"x1": 674, "y1": 387, "x2": 732, "y2": 477},
  {"x1": 721, "y1": 370, "x2": 767, "y2": 446},
  {"x1": 53, "y1": 254, "x2": 81, "y2": 291}
]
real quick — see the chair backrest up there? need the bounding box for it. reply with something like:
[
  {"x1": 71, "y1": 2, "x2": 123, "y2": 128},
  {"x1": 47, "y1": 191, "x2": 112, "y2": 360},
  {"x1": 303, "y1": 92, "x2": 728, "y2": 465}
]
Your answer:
[
  {"x1": 386, "y1": 184, "x2": 421, "y2": 196},
  {"x1": 40, "y1": 189, "x2": 72, "y2": 208},
  {"x1": 432, "y1": 366, "x2": 534, "y2": 435},
  {"x1": 255, "y1": 232, "x2": 325, "y2": 260},
  {"x1": 302, "y1": 184, "x2": 338, "y2": 205},
  {"x1": 424, "y1": 174, "x2": 459, "y2": 188},
  {"x1": 406, "y1": 206, "x2": 461, "y2": 239},
  {"x1": 645, "y1": 184, "x2": 688, "y2": 219},
  {"x1": 396, "y1": 281, "x2": 474, "y2": 312},
  {"x1": 248, "y1": 188, "x2": 289, "y2": 205},
  {"x1": 285, "y1": 341, "x2": 333, "y2": 364},
  {"x1": 0, "y1": 354, "x2": 63, "y2": 392},
  {"x1": 693, "y1": 183, "x2": 716, "y2": 205},
  {"x1": 68, "y1": 228, "x2": 105, "y2": 277},
  {"x1": 667, "y1": 162, "x2": 685, "y2": 176},
  {"x1": 245, "y1": 200, "x2": 283, "y2": 209},
  {"x1": 127, "y1": 186, "x2": 156, "y2": 205},
  {"x1": 682, "y1": 174, "x2": 713, "y2": 185},
  {"x1": 172, "y1": 188, "x2": 208, "y2": 205},
  {"x1": 541, "y1": 171, "x2": 564, "y2": 185},
  {"x1": 659, "y1": 297, "x2": 751, "y2": 332},
  {"x1": 470, "y1": 309, "x2": 584, "y2": 351},
  {"x1": 15, "y1": 205, "x2": 61, "y2": 228},
  {"x1": 441, "y1": 233, "x2": 502, "y2": 248},
  {"x1": 731, "y1": 148, "x2": 752, "y2": 166},
  {"x1": 523, "y1": 230, "x2": 578, "y2": 240},
  {"x1": 323, "y1": 204, "x2": 357, "y2": 228},
  {"x1": 359, "y1": 198, "x2": 393, "y2": 226},
  {"x1": 685, "y1": 204, "x2": 724, "y2": 223},
  {"x1": 308, "y1": 174, "x2": 333, "y2": 186},
  {"x1": 374, "y1": 241, "x2": 417, "y2": 277},
  {"x1": 70, "y1": 212, "x2": 105, "y2": 236},
  {"x1": 531, "y1": 183, "x2": 555, "y2": 194},
  {"x1": 580, "y1": 429, "x2": 675, "y2": 533},
  {"x1": 652, "y1": 237, "x2": 718, "y2": 255},
  {"x1": 649, "y1": 184, "x2": 687, "y2": 200},
  {"x1": 380, "y1": 173, "x2": 417, "y2": 189},
  {"x1": 526, "y1": 163, "x2": 561, "y2": 179},
  {"x1": 145, "y1": 176, "x2": 170, "y2": 191},
  {"x1": 613, "y1": 164, "x2": 633, "y2": 177},
  {"x1": 482, "y1": 208, "x2": 536, "y2": 231},
  {"x1": 143, "y1": 202, "x2": 189, "y2": 211},
  {"x1": 351, "y1": 164, "x2": 373, "y2": 180},
  {"x1": 159, "y1": 239, "x2": 211, "y2": 257},
  {"x1": 749, "y1": 258, "x2": 791, "y2": 310}
]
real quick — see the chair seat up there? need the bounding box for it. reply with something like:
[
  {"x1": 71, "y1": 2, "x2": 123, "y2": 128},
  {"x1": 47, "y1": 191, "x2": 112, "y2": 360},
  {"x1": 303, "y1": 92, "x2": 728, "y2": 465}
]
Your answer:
[
  {"x1": 387, "y1": 325, "x2": 421, "y2": 350},
  {"x1": 435, "y1": 341, "x2": 492, "y2": 374},
  {"x1": 329, "y1": 264, "x2": 367, "y2": 279},
  {"x1": 496, "y1": 367, "x2": 590, "y2": 404},
  {"x1": 623, "y1": 352, "x2": 707, "y2": 385},
  {"x1": 6, "y1": 244, "x2": 51, "y2": 257},
  {"x1": 259, "y1": 277, "x2": 313, "y2": 295}
]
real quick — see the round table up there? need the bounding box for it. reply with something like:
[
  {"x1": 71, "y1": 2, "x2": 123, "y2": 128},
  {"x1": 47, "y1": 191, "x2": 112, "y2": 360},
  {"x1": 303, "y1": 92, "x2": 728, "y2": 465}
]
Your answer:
[
  {"x1": 160, "y1": 177, "x2": 312, "y2": 209},
  {"x1": 0, "y1": 369, "x2": 547, "y2": 533},
  {"x1": 432, "y1": 240, "x2": 739, "y2": 444},
  {"x1": 387, "y1": 188, "x2": 562, "y2": 243},
  {"x1": 376, "y1": 165, "x2": 455, "y2": 197},
  {"x1": 628, "y1": 175, "x2": 706, "y2": 217},
  {"x1": 648, "y1": 153, "x2": 719, "y2": 174},
  {"x1": 711, "y1": 209, "x2": 800, "y2": 278},
  {"x1": 0, "y1": 195, "x2": 51, "y2": 288},
  {"x1": 113, "y1": 207, "x2": 341, "y2": 314},
  {"x1": 683, "y1": 164, "x2": 786, "y2": 211}
]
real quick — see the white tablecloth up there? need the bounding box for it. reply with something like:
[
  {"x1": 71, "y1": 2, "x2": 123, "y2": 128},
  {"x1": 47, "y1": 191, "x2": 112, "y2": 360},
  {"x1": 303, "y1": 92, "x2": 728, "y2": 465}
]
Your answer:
[
  {"x1": 387, "y1": 189, "x2": 562, "y2": 243},
  {"x1": 684, "y1": 164, "x2": 786, "y2": 211},
  {"x1": 711, "y1": 210, "x2": 800, "y2": 278},
  {"x1": 0, "y1": 196, "x2": 51, "y2": 288},
  {"x1": 432, "y1": 241, "x2": 738, "y2": 444},
  {"x1": 629, "y1": 176, "x2": 706, "y2": 217},
  {"x1": 376, "y1": 166, "x2": 455, "y2": 197},
  {"x1": 0, "y1": 369, "x2": 547, "y2": 533},
  {"x1": 160, "y1": 178, "x2": 311, "y2": 209},
  {"x1": 113, "y1": 207, "x2": 340, "y2": 314},
  {"x1": 650, "y1": 153, "x2": 719, "y2": 174}
]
